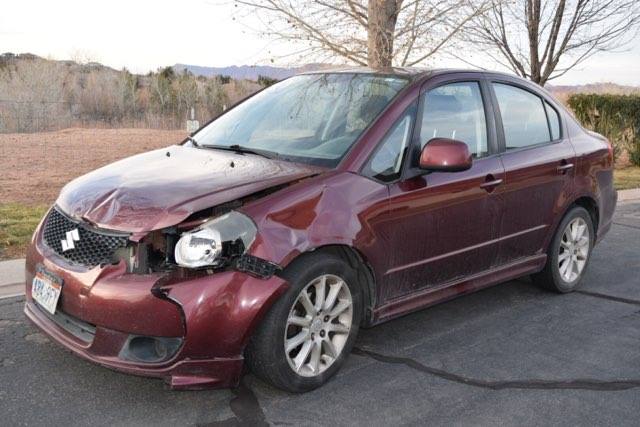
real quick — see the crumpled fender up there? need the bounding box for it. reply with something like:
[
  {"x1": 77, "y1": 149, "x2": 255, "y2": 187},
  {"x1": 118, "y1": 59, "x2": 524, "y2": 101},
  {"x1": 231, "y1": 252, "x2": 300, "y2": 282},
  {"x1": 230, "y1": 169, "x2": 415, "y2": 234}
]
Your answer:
[{"x1": 240, "y1": 171, "x2": 389, "y2": 272}]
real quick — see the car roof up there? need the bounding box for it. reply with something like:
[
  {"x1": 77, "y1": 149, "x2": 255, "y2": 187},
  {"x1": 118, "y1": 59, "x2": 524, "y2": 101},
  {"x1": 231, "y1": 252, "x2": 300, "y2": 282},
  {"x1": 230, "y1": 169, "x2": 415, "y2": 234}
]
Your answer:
[
  {"x1": 301, "y1": 66, "x2": 431, "y2": 77},
  {"x1": 300, "y1": 66, "x2": 521, "y2": 82}
]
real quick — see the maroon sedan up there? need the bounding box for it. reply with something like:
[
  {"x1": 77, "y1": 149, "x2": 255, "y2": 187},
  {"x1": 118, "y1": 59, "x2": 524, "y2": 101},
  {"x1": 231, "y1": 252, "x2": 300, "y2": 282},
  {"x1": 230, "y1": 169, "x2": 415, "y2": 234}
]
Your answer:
[{"x1": 25, "y1": 68, "x2": 616, "y2": 392}]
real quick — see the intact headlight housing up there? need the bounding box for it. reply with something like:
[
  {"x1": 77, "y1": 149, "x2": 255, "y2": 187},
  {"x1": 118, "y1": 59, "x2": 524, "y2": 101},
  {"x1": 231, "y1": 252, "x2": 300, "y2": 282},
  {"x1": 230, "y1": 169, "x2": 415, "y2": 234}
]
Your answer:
[{"x1": 174, "y1": 211, "x2": 257, "y2": 268}]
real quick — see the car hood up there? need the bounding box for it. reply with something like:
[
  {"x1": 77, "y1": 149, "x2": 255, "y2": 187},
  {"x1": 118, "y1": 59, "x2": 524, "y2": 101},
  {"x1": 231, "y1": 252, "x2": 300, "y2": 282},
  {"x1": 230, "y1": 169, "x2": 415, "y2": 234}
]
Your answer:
[{"x1": 56, "y1": 145, "x2": 325, "y2": 233}]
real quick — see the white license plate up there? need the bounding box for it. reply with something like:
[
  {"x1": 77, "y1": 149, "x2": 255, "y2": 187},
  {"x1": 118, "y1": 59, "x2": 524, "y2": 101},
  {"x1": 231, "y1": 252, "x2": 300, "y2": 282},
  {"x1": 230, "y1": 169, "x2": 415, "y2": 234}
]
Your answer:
[{"x1": 32, "y1": 268, "x2": 63, "y2": 315}]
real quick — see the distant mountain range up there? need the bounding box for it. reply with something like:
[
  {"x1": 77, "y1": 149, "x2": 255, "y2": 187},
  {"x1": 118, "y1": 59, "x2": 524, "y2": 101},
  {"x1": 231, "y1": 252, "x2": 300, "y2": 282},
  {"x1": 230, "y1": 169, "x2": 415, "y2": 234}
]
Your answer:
[
  {"x1": 172, "y1": 63, "x2": 330, "y2": 80},
  {"x1": 173, "y1": 62, "x2": 640, "y2": 95},
  {"x1": 3, "y1": 53, "x2": 639, "y2": 93}
]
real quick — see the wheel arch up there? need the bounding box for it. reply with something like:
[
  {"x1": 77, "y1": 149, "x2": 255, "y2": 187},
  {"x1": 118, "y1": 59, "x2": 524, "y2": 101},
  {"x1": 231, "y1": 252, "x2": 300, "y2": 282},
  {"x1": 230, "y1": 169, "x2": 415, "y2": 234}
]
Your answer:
[
  {"x1": 572, "y1": 196, "x2": 599, "y2": 237},
  {"x1": 544, "y1": 194, "x2": 600, "y2": 254},
  {"x1": 283, "y1": 244, "x2": 377, "y2": 327},
  {"x1": 533, "y1": 195, "x2": 598, "y2": 293}
]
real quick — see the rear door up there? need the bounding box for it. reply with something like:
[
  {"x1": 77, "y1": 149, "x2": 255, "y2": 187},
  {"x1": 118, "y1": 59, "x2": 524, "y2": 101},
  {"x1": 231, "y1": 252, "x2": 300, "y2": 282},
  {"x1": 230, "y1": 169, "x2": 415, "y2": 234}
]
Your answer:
[
  {"x1": 487, "y1": 78, "x2": 576, "y2": 266},
  {"x1": 372, "y1": 73, "x2": 505, "y2": 302}
]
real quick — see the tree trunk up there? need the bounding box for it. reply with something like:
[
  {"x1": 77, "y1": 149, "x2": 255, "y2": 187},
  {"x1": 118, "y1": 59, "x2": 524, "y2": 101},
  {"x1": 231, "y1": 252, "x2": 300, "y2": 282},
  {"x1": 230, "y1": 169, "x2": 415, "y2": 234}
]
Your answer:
[
  {"x1": 367, "y1": 0, "x2": 401, "y2": 68},
  {"x1": 526, "y1": 0, "x2": 542, "y2": 84}
]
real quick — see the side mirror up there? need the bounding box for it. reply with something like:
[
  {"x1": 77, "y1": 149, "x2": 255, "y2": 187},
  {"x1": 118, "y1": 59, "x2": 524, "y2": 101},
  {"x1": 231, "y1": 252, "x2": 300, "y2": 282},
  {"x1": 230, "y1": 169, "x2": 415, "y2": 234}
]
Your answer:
[{"x1": 419, "y1": 138, "x2": 472, "y2": 172}]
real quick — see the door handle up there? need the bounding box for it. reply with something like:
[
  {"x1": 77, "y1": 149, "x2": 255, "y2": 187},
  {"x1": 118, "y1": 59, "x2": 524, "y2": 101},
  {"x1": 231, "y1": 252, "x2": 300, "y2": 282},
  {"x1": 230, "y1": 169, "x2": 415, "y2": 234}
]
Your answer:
[
  {"x1": 480, "y1": 176, "x2": 503, "y2": 192},
  {"x1": 557, "y1": 162, "x2": 574, "y2": 174}
]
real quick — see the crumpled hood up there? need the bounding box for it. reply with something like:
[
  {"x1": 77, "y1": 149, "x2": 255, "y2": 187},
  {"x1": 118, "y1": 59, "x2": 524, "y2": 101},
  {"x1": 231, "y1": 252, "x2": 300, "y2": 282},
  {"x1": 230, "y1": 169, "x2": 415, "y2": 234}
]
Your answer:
[{"x1": 56, "y1": 145, "x2": 324, "y2": 233}]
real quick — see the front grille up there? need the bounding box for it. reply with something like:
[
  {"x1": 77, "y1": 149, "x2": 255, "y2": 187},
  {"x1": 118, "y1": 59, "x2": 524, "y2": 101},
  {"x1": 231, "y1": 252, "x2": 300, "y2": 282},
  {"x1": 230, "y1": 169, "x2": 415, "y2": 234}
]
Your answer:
[{"x1": 42, "y1": 207, "x2": 129, "y2": 268}]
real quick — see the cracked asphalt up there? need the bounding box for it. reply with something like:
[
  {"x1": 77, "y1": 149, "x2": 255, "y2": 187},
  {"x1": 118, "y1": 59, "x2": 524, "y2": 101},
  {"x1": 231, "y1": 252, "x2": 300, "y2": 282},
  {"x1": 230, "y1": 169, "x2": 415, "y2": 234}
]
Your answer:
[{"x1": 1, "y1": 202, "x2": 639, "y2": 426}]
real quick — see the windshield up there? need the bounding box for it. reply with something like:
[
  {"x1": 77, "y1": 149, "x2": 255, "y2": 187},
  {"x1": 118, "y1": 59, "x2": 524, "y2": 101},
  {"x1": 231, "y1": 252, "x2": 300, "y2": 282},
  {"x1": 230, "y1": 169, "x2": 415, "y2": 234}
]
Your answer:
[{"x1": 192, "y1": 73, "x2": 409, "y2": 167}]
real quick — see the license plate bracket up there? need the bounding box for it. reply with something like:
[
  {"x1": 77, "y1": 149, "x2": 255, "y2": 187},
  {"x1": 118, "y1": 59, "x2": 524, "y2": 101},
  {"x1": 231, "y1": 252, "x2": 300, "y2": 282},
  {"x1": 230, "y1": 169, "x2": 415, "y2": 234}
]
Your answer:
[{"x1": 31, "y1": 265, "x2": 63, "y2": 315}]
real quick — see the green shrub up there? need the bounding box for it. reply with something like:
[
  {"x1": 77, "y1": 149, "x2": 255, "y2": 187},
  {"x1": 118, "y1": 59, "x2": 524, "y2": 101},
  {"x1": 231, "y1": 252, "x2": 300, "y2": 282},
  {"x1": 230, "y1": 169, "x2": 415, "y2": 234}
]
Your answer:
[{"x1": 567, "y1": 94, "x2": 640, "y2": 166}]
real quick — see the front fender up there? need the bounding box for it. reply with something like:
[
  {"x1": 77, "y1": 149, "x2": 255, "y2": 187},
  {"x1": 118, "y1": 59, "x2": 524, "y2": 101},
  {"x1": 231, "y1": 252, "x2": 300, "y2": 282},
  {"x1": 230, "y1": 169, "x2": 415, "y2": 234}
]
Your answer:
[{"x1": 241, "y1": 172, "x2": 389, "y2": 271}]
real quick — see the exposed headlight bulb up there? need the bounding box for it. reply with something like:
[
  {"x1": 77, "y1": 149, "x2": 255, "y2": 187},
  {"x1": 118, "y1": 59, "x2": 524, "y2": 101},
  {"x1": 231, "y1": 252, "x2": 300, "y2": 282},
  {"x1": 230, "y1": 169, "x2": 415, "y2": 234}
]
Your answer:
[
  {"x1": 174, "y1": 228, "x2": 222, "y2": 268},
  {"x1": 173, "y1": 211, "x2": 257, "y2": 268}
]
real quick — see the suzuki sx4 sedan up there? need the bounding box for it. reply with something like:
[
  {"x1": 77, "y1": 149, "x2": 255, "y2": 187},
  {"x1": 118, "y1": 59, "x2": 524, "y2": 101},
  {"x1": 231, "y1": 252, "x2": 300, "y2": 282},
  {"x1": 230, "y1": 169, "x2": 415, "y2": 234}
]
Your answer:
[{"x1": 25, "y1": 69, "x2": 616, "y2": 392}]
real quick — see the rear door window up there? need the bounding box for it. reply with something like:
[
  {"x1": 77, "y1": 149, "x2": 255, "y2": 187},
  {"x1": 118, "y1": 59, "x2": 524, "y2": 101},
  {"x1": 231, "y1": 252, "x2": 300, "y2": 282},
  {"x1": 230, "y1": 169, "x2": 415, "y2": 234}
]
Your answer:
[{"x1": 493, "y1": 83, "x2": 551, "y2": 149}]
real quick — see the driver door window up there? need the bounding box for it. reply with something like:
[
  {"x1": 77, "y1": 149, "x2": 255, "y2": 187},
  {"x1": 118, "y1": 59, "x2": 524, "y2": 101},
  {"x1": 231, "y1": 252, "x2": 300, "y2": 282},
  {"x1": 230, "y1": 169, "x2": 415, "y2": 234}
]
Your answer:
[{"x1": 419, "y1": 82, "x2": 488, "y2": 157}]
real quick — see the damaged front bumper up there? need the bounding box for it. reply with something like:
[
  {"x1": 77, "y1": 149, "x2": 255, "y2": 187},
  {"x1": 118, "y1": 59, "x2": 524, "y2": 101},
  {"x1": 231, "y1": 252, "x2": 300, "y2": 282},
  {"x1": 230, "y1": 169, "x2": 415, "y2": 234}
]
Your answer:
[{"x1": 24, "y1": 220, "x2": 288, "y2": 390}]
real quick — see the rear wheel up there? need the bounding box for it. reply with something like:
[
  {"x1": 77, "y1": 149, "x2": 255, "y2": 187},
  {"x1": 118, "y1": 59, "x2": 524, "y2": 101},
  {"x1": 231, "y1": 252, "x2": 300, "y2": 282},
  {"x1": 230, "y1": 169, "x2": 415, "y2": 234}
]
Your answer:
[
  {"x1": 246, "y1": 252, "x2": 362, "y2": 392},
  {"x1": 533, "y1": 206, "x2": 594, "y2": 293}
]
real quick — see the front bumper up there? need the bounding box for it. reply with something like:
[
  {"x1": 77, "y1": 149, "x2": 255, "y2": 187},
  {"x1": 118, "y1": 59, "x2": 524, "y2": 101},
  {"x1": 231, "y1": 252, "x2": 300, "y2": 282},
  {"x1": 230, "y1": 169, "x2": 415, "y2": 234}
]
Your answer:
[
  {"x1": 24, "y1": 301, "x2": 244, "y2": 389},
  {"x1": 24, "y1": 222, "x2": 288, "y2": 390}
]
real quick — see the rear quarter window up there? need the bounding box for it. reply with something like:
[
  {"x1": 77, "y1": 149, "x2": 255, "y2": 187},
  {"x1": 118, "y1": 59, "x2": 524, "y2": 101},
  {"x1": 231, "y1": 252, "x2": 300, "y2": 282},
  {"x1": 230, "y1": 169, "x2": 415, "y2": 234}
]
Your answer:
[{"x1": 544, "y1": 101, "x2": 561, "y2": 140}]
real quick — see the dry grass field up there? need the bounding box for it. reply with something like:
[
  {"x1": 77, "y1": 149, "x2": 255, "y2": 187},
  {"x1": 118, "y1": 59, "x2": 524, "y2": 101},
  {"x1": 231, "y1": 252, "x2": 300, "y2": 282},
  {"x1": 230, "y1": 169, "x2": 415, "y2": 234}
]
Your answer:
[
  {"x1": 0, "y1": 128, "x2": 185, "y2": 258},
  {"x1": 0, "y1": 128, "x2": 186, "y2": 205},
  {"x1": 614, "y1": 167, "x2": 640, "y2": 190}
]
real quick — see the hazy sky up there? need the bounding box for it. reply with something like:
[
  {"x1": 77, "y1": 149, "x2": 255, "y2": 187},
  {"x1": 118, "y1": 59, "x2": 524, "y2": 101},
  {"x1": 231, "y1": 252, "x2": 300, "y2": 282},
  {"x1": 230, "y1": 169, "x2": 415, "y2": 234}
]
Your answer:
[{"x1": 2, "y1": 0, "x2": 639, "y2": 85}]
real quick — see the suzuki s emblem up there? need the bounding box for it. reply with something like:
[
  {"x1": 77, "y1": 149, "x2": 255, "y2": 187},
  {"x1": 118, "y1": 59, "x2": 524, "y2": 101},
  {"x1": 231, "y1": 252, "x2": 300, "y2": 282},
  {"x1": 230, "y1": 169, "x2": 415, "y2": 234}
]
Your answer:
[{"x1": 61, "y1": 229, "x2": 80, "y2": 252}]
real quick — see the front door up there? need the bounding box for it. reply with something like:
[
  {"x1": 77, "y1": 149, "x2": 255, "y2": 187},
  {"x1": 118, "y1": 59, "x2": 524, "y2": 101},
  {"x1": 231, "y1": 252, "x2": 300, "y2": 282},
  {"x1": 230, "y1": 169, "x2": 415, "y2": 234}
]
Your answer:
[{"x1": 377, "y1": 78, "x2": 505, "y2": 303}]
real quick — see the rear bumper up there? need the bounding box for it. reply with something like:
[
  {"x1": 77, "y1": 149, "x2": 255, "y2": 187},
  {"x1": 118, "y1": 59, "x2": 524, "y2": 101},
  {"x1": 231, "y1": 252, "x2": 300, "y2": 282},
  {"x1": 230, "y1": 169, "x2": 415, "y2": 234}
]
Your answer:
[
  {"x1": 24, "y1": 221, "x2": 288, "y2": 390},
  {"x1": 596, "y1": 188, "x2": 617, "y2": 245}
]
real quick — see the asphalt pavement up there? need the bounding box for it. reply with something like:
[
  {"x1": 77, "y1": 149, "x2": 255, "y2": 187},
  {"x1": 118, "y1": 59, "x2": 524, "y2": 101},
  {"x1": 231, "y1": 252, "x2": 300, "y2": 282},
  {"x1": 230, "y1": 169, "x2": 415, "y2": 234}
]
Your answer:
[{"x1": 1, "y1": 201, "x2": 639, "y2": 426}]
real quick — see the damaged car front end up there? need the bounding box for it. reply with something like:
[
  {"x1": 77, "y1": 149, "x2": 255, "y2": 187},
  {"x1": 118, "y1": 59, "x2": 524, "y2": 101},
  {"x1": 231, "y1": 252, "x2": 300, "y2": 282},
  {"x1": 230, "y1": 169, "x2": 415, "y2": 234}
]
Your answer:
[
  {"x1": 23, "y1": 146, "x2": 327, "y2": 389},
  {"x1": 24, "y1": 71, "x2": 412, "y2": 391},
  {"x1": 25, "y1": 208, "x2": 289, "y2": 389}
]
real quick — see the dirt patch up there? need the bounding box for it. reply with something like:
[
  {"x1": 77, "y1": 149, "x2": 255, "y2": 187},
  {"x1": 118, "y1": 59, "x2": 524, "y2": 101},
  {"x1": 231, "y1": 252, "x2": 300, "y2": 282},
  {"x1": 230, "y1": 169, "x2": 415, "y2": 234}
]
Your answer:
[{"x1": 0, "y1": 128, "x2": 187, "y2": 205}]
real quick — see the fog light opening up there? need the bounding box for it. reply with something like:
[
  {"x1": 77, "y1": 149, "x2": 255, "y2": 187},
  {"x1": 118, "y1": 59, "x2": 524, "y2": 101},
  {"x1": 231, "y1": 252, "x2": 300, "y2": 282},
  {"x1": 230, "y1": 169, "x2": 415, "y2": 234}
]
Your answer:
[{"x1": 120, "y1": 335, "x2": 182, "y2": 363}]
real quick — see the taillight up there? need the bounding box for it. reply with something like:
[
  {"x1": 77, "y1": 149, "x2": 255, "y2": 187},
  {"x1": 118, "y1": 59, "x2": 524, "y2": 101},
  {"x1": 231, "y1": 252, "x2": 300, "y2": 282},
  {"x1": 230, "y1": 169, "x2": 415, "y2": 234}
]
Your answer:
[{"x1": 605, "y1": 139, "x2": 614, "y2": 162}]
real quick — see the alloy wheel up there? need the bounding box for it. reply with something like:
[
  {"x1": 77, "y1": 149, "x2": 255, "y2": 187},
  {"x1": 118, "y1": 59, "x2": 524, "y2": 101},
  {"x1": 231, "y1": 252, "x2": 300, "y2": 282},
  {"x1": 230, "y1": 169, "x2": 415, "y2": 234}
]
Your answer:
[
  {"x1": 558, "y1": 217, "x2": 590, "y2": 282},
  {"x1": 284, "y1": 274, "x2": 353, "y2": 377}
]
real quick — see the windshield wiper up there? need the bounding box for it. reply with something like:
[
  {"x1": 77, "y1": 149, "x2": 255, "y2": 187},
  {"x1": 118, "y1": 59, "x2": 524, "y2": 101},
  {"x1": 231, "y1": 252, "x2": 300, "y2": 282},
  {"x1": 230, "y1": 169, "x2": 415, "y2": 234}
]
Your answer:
[{"x1": 204, "y1": 144, "x2": 279, "y2": 160}]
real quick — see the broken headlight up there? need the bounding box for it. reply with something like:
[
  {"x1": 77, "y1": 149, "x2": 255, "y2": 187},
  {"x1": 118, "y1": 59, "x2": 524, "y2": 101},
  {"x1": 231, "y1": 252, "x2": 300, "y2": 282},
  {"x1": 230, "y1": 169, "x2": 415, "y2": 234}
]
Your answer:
[{"x1": 174, "y1": 211, "x2": 257, "y2": 268}]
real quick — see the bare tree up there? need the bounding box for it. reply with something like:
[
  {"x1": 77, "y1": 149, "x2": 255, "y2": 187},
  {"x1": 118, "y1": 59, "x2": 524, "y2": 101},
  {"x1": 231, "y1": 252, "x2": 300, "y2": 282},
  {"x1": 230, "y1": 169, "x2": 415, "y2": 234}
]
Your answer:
[
  {"x1": 234, "y1": 0, "x2": 489, "y2": 68},
  {"x1": 202, "y1": 77, "x2": 228, "y2": 117},
  {"x1": 465, "y1": 0, "x2": 640, "y2": 86},
  {"x1": 174, "y1": 71, "x2": 199, "y2": 119},
  {"x1": 149, "y1": 70, "x2": 174, "y2": 115},
  {"x1": 0, "y1": 58, "x2": 68, "y2": 132},
  {"x1": 85, "y1": 71, "x2": 127, "y2": 122},
  {"x1": 120, "y1": 69, "x2": 140, "y2": 119},
  {"x1": 68, "y1": 48, "x2": 100, "y2": 66}
]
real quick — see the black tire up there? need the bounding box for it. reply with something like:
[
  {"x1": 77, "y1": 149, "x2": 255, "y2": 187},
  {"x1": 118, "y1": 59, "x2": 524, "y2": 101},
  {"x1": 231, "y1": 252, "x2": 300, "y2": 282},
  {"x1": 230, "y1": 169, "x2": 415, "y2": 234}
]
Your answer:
[
  {"x1": 246, "y1": 251, "x2": 363, "y2": 392},
  {"x1": 532, "y1": 206, "x2": 595, "y2": 293}
]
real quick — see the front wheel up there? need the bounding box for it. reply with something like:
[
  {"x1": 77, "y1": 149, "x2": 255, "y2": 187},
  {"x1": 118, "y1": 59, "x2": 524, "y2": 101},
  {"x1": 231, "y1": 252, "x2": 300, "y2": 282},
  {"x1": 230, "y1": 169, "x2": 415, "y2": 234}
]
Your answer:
[
  {"x1": 533, "y1": 206, "x2": 595, "y2": 293},
  {"x1": 246, "y1": 252, "x2": 362, "y2": 392}
]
